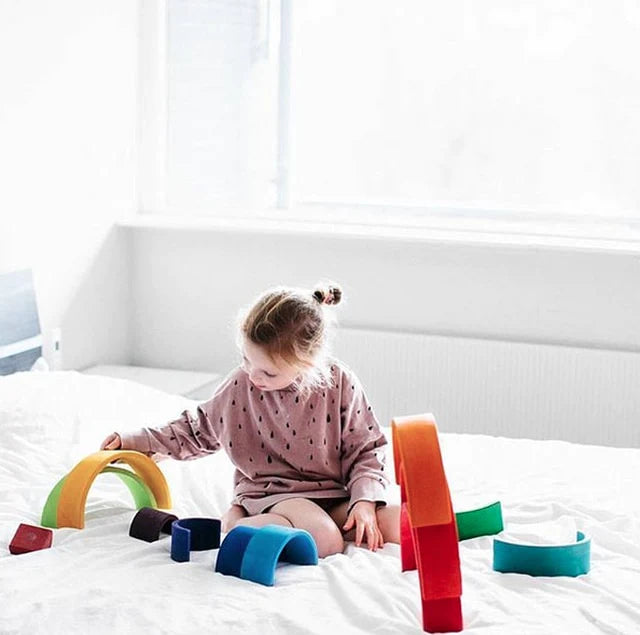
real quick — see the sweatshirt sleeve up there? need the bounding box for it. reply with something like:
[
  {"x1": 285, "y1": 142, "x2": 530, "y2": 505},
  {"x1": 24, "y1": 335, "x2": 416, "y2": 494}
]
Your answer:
[
  {"x1": 338, "y1": 366, "x2": 390, "y2": 512},
  {"x1": 118, "y1": 402, "x2": 222, "y2": 460},
  {"x1": 115, "y1": 370, "x2": 243, "y2": 460}
]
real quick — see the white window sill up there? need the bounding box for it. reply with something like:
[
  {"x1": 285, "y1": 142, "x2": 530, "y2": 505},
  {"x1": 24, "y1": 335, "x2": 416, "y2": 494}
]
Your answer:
[{"x1": 118, "y1": 212, "x2": 640, "y2": 256}]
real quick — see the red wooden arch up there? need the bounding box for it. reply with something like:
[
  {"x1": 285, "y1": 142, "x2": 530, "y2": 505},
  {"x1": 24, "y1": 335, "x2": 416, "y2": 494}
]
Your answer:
[{"x1": 392, "y1": 414, "x2": 463, "y2": 633}]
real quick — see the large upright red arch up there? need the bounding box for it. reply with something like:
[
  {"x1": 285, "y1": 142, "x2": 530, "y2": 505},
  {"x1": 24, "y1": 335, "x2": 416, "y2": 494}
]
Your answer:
[{"x1": 392, "y1": 414, "x2": 463, "y2": 633}]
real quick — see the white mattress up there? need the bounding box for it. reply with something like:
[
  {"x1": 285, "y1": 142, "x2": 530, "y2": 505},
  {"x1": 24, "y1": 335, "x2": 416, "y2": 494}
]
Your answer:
[{"x1": 1, "y1": 371, "x2": 638, "y2": 634}]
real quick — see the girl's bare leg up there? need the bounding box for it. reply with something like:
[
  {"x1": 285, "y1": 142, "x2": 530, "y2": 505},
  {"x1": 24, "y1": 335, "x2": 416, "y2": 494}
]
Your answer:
[
  {"x1": 266, "y1": 498, "x2": 346, "y2": 558},
  {"x1": 233, "y1": 512, "x2": 293, "y2": 528},
  {"x1": 221, "y1": 504, "x2": 248, "y2": 533},
  {"x1": 224, "y1": 499, "x2": 400, "y2": 556},
  {"x1": 222, "y1": 503, "x2": 293, "y2": 532}
]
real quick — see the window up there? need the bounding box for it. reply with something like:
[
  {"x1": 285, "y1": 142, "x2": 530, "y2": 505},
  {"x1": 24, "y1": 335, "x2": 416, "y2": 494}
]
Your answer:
[
  {"x1": 164, "y1": 0, "x2": 278, "y2": 211},
  {"x1": 145, "y1": 0, "x2": 640, "y2": 237}
]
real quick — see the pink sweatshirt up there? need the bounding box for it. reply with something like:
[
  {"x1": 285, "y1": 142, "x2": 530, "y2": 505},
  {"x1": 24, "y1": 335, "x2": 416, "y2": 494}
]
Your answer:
[{"x1": 119, "y1": 360, "x2": 390, "y2": 515}]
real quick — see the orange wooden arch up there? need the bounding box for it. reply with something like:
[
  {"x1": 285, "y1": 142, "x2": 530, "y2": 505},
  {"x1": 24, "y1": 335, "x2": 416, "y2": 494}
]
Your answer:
[{"x1": 392, "y1": 414, "x2": 463, "y2": 633}]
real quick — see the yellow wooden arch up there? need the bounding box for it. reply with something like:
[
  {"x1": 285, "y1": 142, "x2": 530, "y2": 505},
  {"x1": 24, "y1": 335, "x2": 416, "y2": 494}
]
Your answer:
[{"x1": 54, "y1": 451, "x2": 172, "y2": 529}]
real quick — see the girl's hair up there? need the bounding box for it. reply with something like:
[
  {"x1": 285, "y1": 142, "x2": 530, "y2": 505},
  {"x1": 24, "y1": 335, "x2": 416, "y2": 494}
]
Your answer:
[{"x1": 237, "y1": 281, "x2": 343, "y2": 393}]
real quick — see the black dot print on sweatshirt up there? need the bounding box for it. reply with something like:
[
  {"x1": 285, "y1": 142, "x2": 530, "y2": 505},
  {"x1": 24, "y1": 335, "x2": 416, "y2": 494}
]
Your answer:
[
  {"x1": 326, "y1": 414, "x2": 331, "y2": 423},
  {"x1": 286, "y1": 443, "x2": 290, "y2": 450},
  {"x1": 270, "y1": 430, "x2": 274, "y2": 439},
  {"x1": 309, "y1": 438, "x2": 313, "y2": 445},
  {"x1": 260, "y1": 395, "x2": 264, "y2": 401},
  {"x1": 232, "y1": 400, "x2": 236, "y2": 405},
  {"x1": 250, "y1": 386, "x2": 253, "y2": 391},
  {"x1": 242, "y1": 407, "x2": 246, "y2": 412},
  {"x1": 258, "y1": 415, "x2": 262, "y2": 422},
  {"x1": 238, "y1": 423, "x2": 242, "y2": 430},
  {"x1": 292, "y1": 430, "x2": 297, "y2": 436},
  {"x1": 229, "y1": 441, "x2": 232, "y2": 448},
  {"x1": 267, "y1": 455, "x2": 272, "y2": 463},
  {"x1": 309, "y1": 454, "x2": 313, "y2": 461},
  {"x1": 234, "y1": 379, "x2": 238, "y2": 385},
  {"x1": 286, "y1": 422, "x2": 290, "y2": 428},
  {"x1": 220, "y1": 417, "x2": 223, "y2": 423},
  {"x1": 295, "y1": 396, "x2": 299, "y2": 403},
  {"x1": 310, "y1": 404, "x2": 313, "y2": 410},
  {"x1": 368, "y1": 425, "x2": 373, "y2": 431}
]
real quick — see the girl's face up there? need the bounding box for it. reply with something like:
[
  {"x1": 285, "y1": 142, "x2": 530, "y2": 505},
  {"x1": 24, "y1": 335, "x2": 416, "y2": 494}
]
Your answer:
[{"x1": 241, "y1": 338, "x2": 302, "y2": 391}]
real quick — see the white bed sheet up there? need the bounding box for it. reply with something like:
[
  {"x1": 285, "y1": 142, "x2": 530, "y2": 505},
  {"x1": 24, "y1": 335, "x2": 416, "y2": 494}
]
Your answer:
[{"x1": 1, "y1": 371, "x2": 639, "y2": 634}]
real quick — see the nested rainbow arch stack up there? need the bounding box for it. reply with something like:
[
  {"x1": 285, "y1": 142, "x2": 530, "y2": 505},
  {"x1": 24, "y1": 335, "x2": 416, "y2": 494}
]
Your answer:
[{"x1": 41, "y1": 450, "x2": 172, "y2": 529}]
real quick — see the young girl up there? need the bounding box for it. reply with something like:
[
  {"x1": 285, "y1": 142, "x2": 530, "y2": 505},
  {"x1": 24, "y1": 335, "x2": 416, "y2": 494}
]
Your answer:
[{"x1": 100, "y1": 283, "x2": 400, "y2": 557}]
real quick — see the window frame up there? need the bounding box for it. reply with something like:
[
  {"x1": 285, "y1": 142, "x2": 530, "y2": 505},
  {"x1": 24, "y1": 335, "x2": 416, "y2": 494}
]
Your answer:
[{"x1": 138, "y1": 0, "x2": 640, "y2": 247}]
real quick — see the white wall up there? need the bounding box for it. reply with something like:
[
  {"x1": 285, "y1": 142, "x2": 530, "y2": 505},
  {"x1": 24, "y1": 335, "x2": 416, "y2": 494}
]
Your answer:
[
  {"x1": 127, "y1": 225, "x2": 639, "y2": 444},
  {"x1": 0, "y1": 1, "x2": 138, "y2": 369},
  {"x1": 129, "y1": 225, "x2": 640, "y2": 371}
]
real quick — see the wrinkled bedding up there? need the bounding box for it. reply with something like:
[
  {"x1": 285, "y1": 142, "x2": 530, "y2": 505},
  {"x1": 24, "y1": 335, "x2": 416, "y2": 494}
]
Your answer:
[{"x1": 1, "y1": 371, "x2": 638, "y2": 634}]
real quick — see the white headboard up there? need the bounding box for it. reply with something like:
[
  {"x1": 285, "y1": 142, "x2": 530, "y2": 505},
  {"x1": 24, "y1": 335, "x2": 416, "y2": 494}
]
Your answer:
[{"x1": 0, "y1": 269, "x2": 42, "y2": 375}]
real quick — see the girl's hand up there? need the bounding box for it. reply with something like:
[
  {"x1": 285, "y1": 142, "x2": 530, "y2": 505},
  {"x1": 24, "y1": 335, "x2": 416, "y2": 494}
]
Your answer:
[
  {"x1": 100, "y1": 432, "x2": 122, "y2": 451},
  {"x1": 342, "y1": 500, "x2": 384, "y2": 551}
]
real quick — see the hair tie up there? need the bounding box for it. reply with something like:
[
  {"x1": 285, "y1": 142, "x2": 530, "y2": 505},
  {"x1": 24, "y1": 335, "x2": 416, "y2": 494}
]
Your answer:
[{"x1": 313, "y1": 286, "x2": 340, "y2": 306}]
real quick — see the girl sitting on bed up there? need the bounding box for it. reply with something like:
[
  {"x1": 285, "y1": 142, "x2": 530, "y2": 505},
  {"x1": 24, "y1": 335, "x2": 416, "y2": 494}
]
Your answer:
[{"x1": 100, "y1": 282, "x2": 400, "y2": 558}]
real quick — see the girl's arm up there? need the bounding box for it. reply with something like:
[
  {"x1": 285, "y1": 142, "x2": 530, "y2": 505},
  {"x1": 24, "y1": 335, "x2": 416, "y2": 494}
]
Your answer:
[
  {"x1": 101, "y1": 370, "x2": 242, "y2": 459},
  {"x1": 338, "y1": 368, "x2": 390, "y2": 513},
  {"x1": 116, "y1": 405, "x2": 222, "y2": 460}
]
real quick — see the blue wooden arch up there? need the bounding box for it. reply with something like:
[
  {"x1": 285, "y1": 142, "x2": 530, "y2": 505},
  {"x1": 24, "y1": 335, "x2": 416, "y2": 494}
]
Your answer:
[{"x1": 215, "y1": 524, "x2": 318, "y2": 586}]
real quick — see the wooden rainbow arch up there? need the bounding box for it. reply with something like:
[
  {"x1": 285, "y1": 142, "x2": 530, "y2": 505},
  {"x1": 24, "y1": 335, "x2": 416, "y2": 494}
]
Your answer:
[
  {"x1": 392, "y1": 413, "x2": 463, "y2": 633},
  {"x1": 41, "y1": 451, "x2": 172, "y2": 529}
]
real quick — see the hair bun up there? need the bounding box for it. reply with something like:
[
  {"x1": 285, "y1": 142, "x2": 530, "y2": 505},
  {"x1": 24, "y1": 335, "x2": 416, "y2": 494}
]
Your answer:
[{"x1": 313, "y1": 283, "x2": 342, "y2": 306}]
